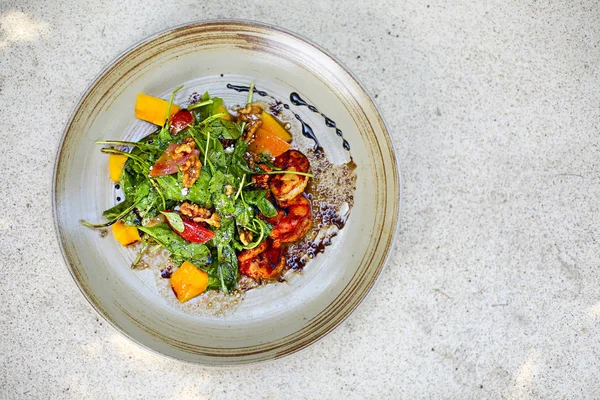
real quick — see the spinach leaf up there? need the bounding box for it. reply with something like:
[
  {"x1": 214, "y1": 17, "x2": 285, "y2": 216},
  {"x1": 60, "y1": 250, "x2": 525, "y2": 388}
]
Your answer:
[
  {"x1": 208, "y1": 136, "x2": 227, "y2": 169},
  {"x1": 244, "y1": 190, "x2": 278, "y2": 218},
  {"x1": 228, "y1": 139, "x2": 254, "y2": 178},
  {"x1": 102, "y1": 200, "x2": 133, "y2": 220},
  {"x1": 213, "y1": 193, "x2": 236, "y2": 216},
  {"x1": 233, "y1": 200, "x2": 253, "y2": 228},
  {"x1": 120, "y1": 161, "x2": 144, "y2": 200},
  {"x1": 155, "y1": 175, "x2": 183, "y2": 200},
  {"x1": 195, "y1": 92, "x2": 214, "y2": 122},
  {"x1": 161, "y1": 211, "x2": 184, "y2": 232},
  {"x1": 205, "y1": 220, "x2": 239, "y2": 292},
  {"x1": 139, "y1": 224, "x2": 211, "y2": 265},
  {"x1": 186, "y1": 170, "x2": 212, "y2": 207},
  {"x1": 207, "y1": 119, "x2": 242, "y2": 140},
  {"x1": 208, "y1": 170, "x2": 225, "y2": 193}
]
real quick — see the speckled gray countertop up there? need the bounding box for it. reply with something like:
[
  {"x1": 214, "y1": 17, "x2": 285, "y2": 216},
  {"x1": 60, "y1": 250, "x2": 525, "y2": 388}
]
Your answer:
[{"x1": 1, "y1": 1, "x2": 599, "y2": 398}]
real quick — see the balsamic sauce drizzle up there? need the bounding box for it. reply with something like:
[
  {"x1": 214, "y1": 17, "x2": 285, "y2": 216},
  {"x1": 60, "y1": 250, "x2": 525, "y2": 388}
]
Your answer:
[
  {"x1": 290, "y1": 92, "x2": 350, "y2": 151},
  {"x1": 226, "y1": 84, "x2": 350, "y2": 151}
]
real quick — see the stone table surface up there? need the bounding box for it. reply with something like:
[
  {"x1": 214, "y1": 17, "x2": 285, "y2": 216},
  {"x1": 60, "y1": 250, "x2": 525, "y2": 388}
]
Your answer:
[{"x1": 1, "y1": 0, "x2": 599, "y2": 399}]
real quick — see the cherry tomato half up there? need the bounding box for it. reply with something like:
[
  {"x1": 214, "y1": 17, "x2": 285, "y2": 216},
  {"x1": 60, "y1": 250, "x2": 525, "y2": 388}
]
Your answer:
[{"x1": 169, "y1": 110, "x2": 193, "y2": 134}]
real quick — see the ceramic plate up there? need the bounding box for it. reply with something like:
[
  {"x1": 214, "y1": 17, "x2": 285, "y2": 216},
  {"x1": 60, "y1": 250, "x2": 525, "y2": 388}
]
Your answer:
[{"x1": 53, "y1": 20, "x2": 400, "y2": 365}]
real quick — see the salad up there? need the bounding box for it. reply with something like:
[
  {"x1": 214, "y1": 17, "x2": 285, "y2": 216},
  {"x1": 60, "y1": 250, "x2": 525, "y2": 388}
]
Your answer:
[{"x1": 83, "y1": 83, "x2": 318, "y2": 303}]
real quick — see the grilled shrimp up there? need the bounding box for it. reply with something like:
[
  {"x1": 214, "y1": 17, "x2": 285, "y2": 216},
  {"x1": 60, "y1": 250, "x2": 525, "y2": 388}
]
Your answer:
[
  {"x1": 269, "y1": 150, "x2": 310, "y2": 206},
  {"x1": 251, "y1": 163, "x2": 271, "y2": 190},
  {"x1": 237, "y1": 240, "x2": 285, "y2": 280},
  {"x1": 267, "y1": 195, "x2": 312, "y2": 248}
]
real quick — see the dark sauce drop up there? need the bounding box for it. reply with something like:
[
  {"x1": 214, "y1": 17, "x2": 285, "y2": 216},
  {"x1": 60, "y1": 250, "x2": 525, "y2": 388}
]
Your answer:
[
  {"x1": 160, "y1": 267, "x2": 173, "y2": 279},
  {"x1": 290, "y1": 92, "x2": 350, "y2": 151},
  {"x1": 294, "y1": 113, "x2": 322, "y2": 151},
  {"x1": 115, "y1": 184, "x2": 120, "y2": 190},
  {"x1": 226, "y1": 84, "x2": 350, "y2": 152},
  {"x1": 226, "y1": 84, "x2": 268, "y2": 97}
]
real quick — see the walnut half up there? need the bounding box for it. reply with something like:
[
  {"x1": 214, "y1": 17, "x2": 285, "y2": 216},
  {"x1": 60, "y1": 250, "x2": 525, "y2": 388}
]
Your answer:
[{"x1": 179, "y1": 202, "x2": 221, "y2": 228}]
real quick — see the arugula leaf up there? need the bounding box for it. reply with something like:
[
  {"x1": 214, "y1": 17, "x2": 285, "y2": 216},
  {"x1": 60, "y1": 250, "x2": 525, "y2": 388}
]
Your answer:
[
  {"x1": 207, "y1": 119, "x2": 242, "y2": 140},
  {"x1": 208, "y1": 136, "x2": 227, "y2": 169},
  {"x1": 244, "y1": 190, "x2": 278, "y2": 218},
  {"x1": 233, "y1": 200, "x2": 253, "y2": 228},
  {"x1": 161, "y1": 211, "x2": 184, "y2": 232},
  {"x1": 186, "y1": 170, "x2": 212, "y2": 207},
  {"x1": 102, "y1": 200, "x2": 133, "y2": 220},
  {"x1": 228, "y1": 139, "x2": 254, "y2": 178},
  {"x1": 195, "y1": 92, "x2": 217, "y2": 122},
  {"x1": 205, "y1": 219, "x2": 238, "y2": 292},
  {"x1": 213, "y1": 193, "x2": 236, "y2": 216},
  {"x1": 139, "y1": 224, "x2": 210, "y2": 265},
  {"x1": 208, "y1": 170, "x2": 225, "y2": 193},
  {"x1": 155, "y1": 175, "x2": 183, "y2": 200}
]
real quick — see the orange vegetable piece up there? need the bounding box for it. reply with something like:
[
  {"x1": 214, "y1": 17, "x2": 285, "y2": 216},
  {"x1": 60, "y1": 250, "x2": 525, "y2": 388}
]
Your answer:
[
  {"x1": 260, "y1": 112, "x2": 292, "y2": 142},
  {"x1": 111, "y1": 221, "x2": 141, "y2": 246},
  {"x1": 109, "y1": 154, "x2": 128, "y2": 183},
  {"x1": 135, "y1": 93, "x2": 180, "y2": 126},
  {"x1": 170, "y1": 261, "x2": 209, "y2": 303},
  {"x1": 215, "y1": 104, "x2": 234, "y2": 121},
  {"x1": 248, "y1": 128, "x2": 292, "y2": 157}
]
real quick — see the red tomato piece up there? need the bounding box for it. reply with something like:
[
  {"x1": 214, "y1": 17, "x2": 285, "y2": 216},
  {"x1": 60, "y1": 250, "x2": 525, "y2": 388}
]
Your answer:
[
  {"x1": 169, "y1": 110, "x2": 193, "y2": 134},
  {"x1": 149, "y1": 143, "x2": 200, "y2": 177},
  {"x1": 175, "y1": 218, "x2": 215, "y2": 244}
]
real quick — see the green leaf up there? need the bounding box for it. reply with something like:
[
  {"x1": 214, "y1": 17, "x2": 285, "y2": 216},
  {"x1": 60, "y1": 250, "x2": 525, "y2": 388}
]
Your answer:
[
  {"x1": 233, "y1": 200, "x2": 253, "y2": 228},
  {"x1": 102, "y1": 200, "x2": 133, "y2": 220},
  {"x1": 207, "y1": 119, "x2": 242, "y2": 140},
  {"x1": 213, "y1": 193, "x2": 236, "y2": 216},
  {"x1": 186, "y1": 169, "x2": 212, "y2": 207},
  {"x1": 244, "y1": 190, "x2": 278, "y2": 218},
  {"x1": 195, "y1": 92, "x2": 213, "y2": 122},
  {"x1": 208, "y1": 170, "x2": 225, "y2": 193},
  {"x1": 161, "y1": 211, "x2": 184, "y2": 232},
  {"x1": 228, "y1": 139, "x2": 254, "y2": 178},
  {"x1": 155, "y1": 175, "x2": 183, "y2": 200},
  {"x1": 139, "y1": 224, "x2": 210, "y2": 266}
]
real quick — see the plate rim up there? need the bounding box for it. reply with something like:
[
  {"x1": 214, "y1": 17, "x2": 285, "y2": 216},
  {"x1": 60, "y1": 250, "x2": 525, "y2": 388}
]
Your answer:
[{"x1": 52, "y1": 19, "x2": 403, "y2": 365}]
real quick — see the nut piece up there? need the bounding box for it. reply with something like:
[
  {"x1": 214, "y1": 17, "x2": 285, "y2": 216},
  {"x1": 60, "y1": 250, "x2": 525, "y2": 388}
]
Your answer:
[
  {"x1": 180, "y1": 202, "x2": 211, "y2": 219},
  {"x1": 171, "y1": 137, "x2": 201, "y2": 188},
  {"x1": 225, "y1": 185, "x2": 235, "y2": 196},
  {"x1": 201, "y1": 213, "x2": 221, "y2": 228},
  {"x1": 179, "y1": 202, "x2": 221, "y2": 228},
  {"x1": 180, "y1": 154, "x2": 201, "y2": 188},
  {"x1": 239, "y1": 229, "x2": 253, "y2": 246},
  {"x1": 172, "y1": 137, "x2": 195, "y2": 161},
  {"x1": 236, "y1": 103, "x2": 263, "y2": 142}
]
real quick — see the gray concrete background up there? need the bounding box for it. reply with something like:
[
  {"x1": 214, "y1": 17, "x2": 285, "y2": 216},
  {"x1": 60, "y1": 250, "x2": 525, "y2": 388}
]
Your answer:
[{"x1": 1, "y1": 0, "x2": 599, "y2": 398}]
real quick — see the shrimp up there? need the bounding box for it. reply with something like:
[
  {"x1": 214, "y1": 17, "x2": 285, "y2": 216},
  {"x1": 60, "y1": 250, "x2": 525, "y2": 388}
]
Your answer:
[
  {"x1": 267, "y1": 195, "x2": 312, "y2": 248},
  {"x1": 237, "y1": 240, "x2": 285, "y2": 280},
  {"x1": 269, "y1": 150, "x2": 310, "y2": 206},
  {"x1": 251, "y1": 163, "x2": 272, "y2": 190}
]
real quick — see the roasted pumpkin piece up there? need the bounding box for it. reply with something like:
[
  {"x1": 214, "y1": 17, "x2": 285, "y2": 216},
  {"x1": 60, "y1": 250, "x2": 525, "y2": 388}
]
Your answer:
[
  {"x1": 248, "y1": 128, "x2": 292, "y2": 157},
  {"x1": 215, "y1": 104, "x2": 234, "y2": 121},
  {"x1": 260, "y1": 112, "x2": 292, "y2": 142},
  {"x1": 170, "y1": 261, "x2": 209, "y2": 303},
  {"x1": 135, "y1": 93, "x2": 180, "y2": 126},
  {"x1": 109, "y1": 154, "x2": 128, "y2": 183},
  {"x1": 111, "y1": 221, "x2": 141, "y2": 246}
]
